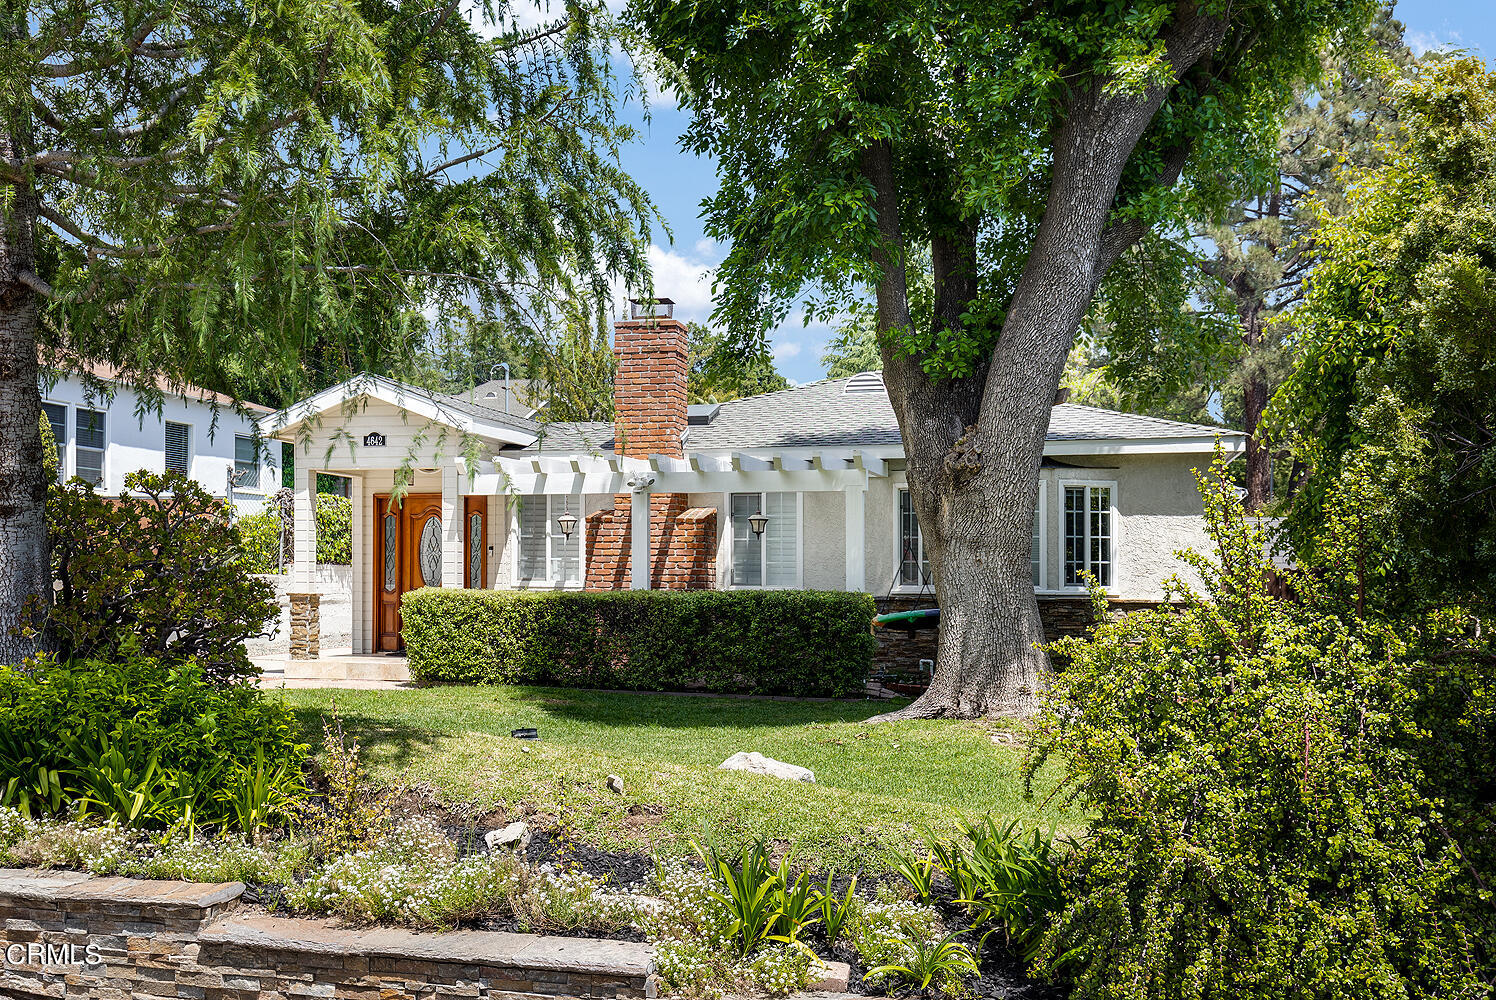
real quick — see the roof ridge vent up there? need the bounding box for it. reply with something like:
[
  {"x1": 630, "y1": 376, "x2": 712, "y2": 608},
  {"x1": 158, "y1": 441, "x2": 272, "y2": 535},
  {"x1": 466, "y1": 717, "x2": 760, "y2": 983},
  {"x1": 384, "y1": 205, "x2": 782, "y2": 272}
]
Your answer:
[{"x1": 843, "y1": 371, "x2": 886, "y2": 394}]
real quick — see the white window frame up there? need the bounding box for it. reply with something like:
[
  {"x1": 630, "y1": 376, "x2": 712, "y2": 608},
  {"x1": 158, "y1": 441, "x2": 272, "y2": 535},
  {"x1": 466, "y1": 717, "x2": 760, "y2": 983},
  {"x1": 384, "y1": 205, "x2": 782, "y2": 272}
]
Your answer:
[
  {"x1": 512, "y1": 494, "x2": 587, "y2": 589},
  {"x1": 1057, "y1": 478, "x2": 1119, "y2": 594},
  {"x1": 1032, "y1": 480, "x2": 1047, "y2": 591},
  {"x1": 164, "y1": 420, "x2": 192, "y2": 476},
  {"x1": 891, "y1": 485, "x2": 932, "y2": 594},
  {"x1": 233, "y1": 434, "x2": 263, "y2": 493},
  {"x1": 893, "y1": 480, "x2": 1046, "y2": 594},
  {"x1": 40, "y1": 399, "x2": 68, "y2": 483},
  {"x1": 725, "y1": 490, "x2": 803, "y2": 590},
  {"x1": 74, "y1": 406, "x2": 107, "y2": 489}
]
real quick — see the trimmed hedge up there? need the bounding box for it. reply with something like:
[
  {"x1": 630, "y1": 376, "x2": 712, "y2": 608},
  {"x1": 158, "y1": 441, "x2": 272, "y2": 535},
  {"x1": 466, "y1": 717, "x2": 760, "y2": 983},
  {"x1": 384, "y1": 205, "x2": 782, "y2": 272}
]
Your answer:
[{"x1": 402, "y1": 588, "x2": 877, "y2": 697}]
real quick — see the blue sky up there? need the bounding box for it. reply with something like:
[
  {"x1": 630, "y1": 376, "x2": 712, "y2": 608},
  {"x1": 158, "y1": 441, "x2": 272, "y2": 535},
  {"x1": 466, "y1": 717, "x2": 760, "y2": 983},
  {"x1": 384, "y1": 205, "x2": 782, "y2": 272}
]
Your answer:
[{"x1": 541, "y1": 1, "x2": 1496, "y2": 386}]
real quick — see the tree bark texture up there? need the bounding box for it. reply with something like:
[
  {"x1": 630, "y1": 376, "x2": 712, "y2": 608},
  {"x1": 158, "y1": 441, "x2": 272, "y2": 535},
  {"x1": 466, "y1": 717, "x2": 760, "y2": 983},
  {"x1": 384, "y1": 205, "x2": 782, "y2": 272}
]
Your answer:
[
  {"x1": 873, "y1": 6, "x2": 1229, "y2": 719},
  {"x1": 0, "y1": 74, "x2": 48, "y2": 663}
]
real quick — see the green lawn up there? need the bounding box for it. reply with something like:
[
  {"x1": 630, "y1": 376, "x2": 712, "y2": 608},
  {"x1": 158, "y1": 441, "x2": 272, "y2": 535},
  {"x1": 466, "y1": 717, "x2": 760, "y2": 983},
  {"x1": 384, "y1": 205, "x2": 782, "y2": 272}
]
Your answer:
[{"x1": 281, "y1": 685, "x2": 1082, "y2": 871}]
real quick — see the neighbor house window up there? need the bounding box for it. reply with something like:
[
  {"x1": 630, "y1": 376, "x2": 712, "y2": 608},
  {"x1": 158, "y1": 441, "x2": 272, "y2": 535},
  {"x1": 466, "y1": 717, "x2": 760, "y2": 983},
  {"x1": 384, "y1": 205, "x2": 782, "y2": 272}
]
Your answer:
[
  {"x1": 518, "y1": 495, "x2": 580, "y2": 584},
  {"x1": 898, "y1": 486, "x2": 1042, "y2": 590},
  {"x1": 164, "y1": 421, "x2": 190, "y2": 475},
  {"x1": 730, "y1": 492, "x2": 799, "y2": 587},
  {"x1": 1063, "y1": 484, "x2": 1113, "y2": 588},
  {"x1": 41, "y1": 402, "x2": 66, "y2": 483},
  {"x1": 234, "y1": 435, "x2": 260, "y2": 489},
  {"x1": 75, "y1": 408, "x2": 105, "y2": 486}
]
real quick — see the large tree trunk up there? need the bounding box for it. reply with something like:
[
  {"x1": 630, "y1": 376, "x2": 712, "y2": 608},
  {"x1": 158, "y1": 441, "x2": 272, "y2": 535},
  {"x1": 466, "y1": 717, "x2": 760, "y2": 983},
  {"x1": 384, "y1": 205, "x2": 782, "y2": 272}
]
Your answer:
[
  {"x1": 871, "y1": 8, "x2": 1229, "y2": 720},
  {"x1": 0, "y1": 68, "x2": 48, "y2": 664},
  {"x1": 1240, "y1": 301, "x2": 1272, "y2": 511}
]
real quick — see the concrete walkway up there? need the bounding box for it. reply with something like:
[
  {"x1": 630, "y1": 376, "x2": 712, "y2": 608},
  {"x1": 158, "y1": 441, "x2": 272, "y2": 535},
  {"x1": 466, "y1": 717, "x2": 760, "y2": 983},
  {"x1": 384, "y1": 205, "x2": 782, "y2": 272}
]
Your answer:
[{"x1": 254, "y1": 646, "x2": 414, "y2": 689}]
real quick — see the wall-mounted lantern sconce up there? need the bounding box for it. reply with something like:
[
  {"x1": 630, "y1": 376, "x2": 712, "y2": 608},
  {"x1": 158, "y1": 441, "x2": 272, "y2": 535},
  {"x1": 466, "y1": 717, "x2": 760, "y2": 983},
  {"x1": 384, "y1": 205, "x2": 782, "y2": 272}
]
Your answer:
[
  {"x1": 556, "y1": 510, "x2": 579, "y2": 538},
  {"x1": 748, "y1": 512, "x2": 770, "y2": 536}
]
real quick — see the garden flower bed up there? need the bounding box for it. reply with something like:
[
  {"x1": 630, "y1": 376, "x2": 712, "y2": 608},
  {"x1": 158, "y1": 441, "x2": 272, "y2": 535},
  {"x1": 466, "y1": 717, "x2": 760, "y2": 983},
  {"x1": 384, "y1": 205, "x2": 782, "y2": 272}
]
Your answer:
[{"x1": 0, "y1": 803, "x2": 1062, "y2": 999}]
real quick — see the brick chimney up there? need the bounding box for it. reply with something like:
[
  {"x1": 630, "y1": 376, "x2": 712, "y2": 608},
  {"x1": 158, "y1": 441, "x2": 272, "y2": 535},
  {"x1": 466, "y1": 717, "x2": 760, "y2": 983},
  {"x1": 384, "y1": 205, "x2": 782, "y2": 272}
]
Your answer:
[
  {"x1": 584, "y1": 298, "x2": 717, "y2": 590},
  {"x1": 612, "y1": 298, "x2": 688, "y2": 459}
]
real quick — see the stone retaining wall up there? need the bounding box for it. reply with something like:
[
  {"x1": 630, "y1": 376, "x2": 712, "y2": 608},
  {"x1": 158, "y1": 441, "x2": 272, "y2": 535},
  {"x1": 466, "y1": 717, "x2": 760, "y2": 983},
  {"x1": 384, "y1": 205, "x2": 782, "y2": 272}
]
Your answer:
[
  {"x1": 0, "y1": 869, "x2": 655, "y2": 1000},
  {"x1": 871, "y1": 595, "x2": 1169, "y2": 680}
]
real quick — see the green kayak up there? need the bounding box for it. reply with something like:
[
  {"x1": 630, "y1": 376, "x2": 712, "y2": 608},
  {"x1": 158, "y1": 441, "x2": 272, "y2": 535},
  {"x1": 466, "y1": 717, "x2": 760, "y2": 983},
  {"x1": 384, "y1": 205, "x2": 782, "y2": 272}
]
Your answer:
[{"x1": 872, "y1": 607, "x2": 940, "y2": 632}]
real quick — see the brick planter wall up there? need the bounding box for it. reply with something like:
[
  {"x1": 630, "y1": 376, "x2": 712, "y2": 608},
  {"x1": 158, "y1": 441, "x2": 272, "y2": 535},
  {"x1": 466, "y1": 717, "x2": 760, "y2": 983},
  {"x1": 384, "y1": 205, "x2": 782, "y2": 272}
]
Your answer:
[
  {"x1": 871, "y1": 595, "x2": 1169, "y2": 680},
  {"x1": 584, "y1": 497, "x2": 716, "y2": 591},
  {"x1": 0, "y1": 869, "x2": 655, "y2": 1000}
]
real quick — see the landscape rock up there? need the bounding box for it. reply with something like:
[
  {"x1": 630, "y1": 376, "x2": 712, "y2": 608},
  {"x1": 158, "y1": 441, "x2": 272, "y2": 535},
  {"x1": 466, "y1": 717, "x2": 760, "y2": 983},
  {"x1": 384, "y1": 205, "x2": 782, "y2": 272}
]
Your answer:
[
  {"x1": 717, "y1": 751, "x2": 815, "y2": 783},
  {"x1": 484, "y1": 821, "x2": 531, "y2": 853},
  {"x1": 808, "y1": 960, "x2": 851, "y2": 992},
  {"x1": 607, "y1": 774, "x2": 625, "y2": 794}
]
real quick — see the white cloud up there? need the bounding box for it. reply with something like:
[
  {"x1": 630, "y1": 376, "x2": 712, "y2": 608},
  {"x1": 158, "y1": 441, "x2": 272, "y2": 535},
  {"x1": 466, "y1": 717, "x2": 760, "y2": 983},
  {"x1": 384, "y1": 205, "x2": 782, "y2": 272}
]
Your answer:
[
  {"x1": 612, "y1": 243, "x2": 716, "y2": 321},
  {"x1": 1408, "y1": 29, "x2": 1464, "y2": 56},
  {"x1": 772, "y1": 341, "x2": 803, "y2": 360}
]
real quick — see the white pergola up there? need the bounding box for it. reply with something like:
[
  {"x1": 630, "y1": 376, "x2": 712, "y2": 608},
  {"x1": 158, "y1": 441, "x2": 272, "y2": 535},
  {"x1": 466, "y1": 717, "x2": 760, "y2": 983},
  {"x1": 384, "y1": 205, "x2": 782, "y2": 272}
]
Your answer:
[{"x1": 465, "y1": 448, "x2": 891, "y2": 590}]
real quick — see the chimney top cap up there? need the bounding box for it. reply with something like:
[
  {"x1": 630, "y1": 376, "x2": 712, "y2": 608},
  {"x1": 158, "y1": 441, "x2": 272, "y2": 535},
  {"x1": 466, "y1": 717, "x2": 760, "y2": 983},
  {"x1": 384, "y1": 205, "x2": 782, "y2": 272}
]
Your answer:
[{"x1": 628, "y1": 297, "x2": 675, "y2": 319}]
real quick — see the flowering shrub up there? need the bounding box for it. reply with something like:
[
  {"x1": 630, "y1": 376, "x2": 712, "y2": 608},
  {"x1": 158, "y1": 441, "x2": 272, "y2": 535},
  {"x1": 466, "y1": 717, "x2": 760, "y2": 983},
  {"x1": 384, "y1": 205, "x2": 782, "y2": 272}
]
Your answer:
[
  {"x1": 844, "y1": 896, "x2": 945, "y2": 986},
  {"x1": 1025, "y1": 459, "x2": 1496, "y2": 998},
  {"x1": 510, "y1": 862, "x2": 644, "y2": 933},
  {"x1": 644, "y1": 859, "x2": 819, "y2": 999},
  {"x1": 286, "y1": 818, "x2": 517, "y2": 927}
]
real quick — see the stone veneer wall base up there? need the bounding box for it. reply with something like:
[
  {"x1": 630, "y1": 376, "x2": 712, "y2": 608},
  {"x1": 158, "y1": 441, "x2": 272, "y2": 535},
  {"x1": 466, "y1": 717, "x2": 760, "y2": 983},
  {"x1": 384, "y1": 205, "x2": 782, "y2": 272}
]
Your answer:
[{"x1": 0, "y1": 868, "x2": 656, "y2": 1000}]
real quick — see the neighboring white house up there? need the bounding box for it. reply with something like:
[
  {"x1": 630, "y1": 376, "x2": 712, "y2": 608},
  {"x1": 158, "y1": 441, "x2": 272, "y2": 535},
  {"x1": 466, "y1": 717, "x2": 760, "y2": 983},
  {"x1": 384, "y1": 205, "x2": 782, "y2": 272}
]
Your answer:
[
  {"x1": 41, "y1": 361, "x2": 277, "y2": 513},
  {"x1": 260, "y1": 301, "x2": 1247, "y2": 658}
]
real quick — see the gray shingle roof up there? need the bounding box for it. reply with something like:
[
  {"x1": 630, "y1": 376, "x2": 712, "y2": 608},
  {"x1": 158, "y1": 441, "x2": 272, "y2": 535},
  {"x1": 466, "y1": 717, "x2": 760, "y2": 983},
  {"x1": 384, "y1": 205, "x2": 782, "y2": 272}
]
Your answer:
[
  {"x1": 430, "y1": 389, "x2": 540, "y2": 436},
  {"x1": 506, "y1": 375, "x2": 1239, "y2": 456}
]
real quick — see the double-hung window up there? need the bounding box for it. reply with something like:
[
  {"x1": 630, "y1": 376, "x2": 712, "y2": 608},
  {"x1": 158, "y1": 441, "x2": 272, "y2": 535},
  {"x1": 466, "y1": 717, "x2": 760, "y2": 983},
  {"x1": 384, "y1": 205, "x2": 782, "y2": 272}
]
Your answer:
[
  {"x1": 898, "y1": 486, "x2": 1042, "y2": 589},
  {"x1": 75, "y1": 408, "x2": 106, "y2": 486},
  {"x1": 164, "y1": 421, "x2": 190, "y2": 475},
  {"x1": 233, "y1": 435, "x2": 260, "y2": 489},
  {"x1": 729, "y1": 492, "x2": 799, "y2": 587},
  {"x1": 1063, "y1": 483, "x2": 1113, "y2": 588},
  {"x1": 517, "y1": 495, "x2": 581, "y2": 585},
  {"x1": 41, "y1": 402, "x2": 66, "y2": 483}
]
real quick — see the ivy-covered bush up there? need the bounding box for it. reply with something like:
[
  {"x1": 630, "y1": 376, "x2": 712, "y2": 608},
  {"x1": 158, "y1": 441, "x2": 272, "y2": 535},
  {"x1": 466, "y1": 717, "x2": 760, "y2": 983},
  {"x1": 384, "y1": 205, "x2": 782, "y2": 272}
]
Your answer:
[
  {"x1": 1025, "y1": 460, "x2": 1495, "y2": 999},
  {"x1": 46, "y1": 470, "x2": 277, "y2": 681},
  {"x1": 237, "y1": 490, "x2": 352, "y2": 573},
  {"x1": 0, "y1": 655, "x2": 307, "y2": 832},
  {"x1": 402, "y1": 589, "x2": 876, "y2": 697}
]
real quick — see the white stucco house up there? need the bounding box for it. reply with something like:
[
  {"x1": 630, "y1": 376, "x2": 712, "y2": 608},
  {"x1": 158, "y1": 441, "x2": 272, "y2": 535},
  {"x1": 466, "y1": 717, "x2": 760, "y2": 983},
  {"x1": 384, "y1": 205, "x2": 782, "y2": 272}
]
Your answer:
[
  {"x1": 42, "y1": 361, "x2": 276, "y2": 513},
  {"x1": 259, "y1": 302, "x2": 1245, "y2": 660}
]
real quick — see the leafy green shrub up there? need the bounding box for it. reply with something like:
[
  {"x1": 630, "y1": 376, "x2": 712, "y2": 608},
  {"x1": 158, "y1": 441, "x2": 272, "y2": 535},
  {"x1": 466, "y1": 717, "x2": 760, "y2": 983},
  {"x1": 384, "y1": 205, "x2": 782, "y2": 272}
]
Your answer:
[
  {"x1": 931, "y1": 817, "x2": 1067, "y2": 965},
  {"x1": 1023, "y1": 461, "x2": 1495, "y2": 999},
  {"x1": 0, "y1": 656, "x2": 308, "y2": 834},
  {"x1": 237, "y1": 490, "x2": 352, "y2": 573},
  {"x1": 402, "y1": 589, "x2": 877, "y2": 697},
  {"x1": 47, "y1": 470, "x2": 278, "y2": 681}
]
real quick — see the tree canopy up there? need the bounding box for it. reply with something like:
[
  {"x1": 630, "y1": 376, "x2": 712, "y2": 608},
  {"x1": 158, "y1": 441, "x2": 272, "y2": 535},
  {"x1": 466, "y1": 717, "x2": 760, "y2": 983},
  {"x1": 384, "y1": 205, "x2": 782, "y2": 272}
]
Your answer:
[
  {"x1": 4, "y1": 0, "x2": 655, "y2": 408},
  {"x1": 631, "y1": 0, "x2": 1380, "y2": 717},
  {"x1": 1268, "y1": 56, "x2": 1496, "y2": 604}
]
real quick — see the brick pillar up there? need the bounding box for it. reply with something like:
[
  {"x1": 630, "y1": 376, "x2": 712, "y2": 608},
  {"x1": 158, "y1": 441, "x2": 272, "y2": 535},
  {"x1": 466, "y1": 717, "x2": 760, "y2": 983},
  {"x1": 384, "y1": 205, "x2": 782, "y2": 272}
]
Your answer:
[{"x1": 288, "y1": 593, "x2": 321, "y2": 659}]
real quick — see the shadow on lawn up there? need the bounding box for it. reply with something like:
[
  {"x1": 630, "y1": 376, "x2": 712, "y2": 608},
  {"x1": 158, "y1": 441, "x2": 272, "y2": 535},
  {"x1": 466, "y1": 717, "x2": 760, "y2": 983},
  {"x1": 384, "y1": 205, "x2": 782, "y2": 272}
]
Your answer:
[
  {"x1": 502, "y1": 685, "x2": 911, "y2": 731},
  {"x1": 288, "y1": 704, "x2": 443, "y2": 773}
]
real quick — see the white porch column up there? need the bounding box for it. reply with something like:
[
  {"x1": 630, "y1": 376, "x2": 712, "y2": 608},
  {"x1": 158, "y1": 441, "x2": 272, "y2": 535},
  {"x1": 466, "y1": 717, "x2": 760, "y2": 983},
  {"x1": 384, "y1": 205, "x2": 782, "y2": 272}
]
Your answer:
[
  {"x1": 630, "y1": 485, "x2": 651, "y2": 590},
  {"x1": 441, "y1": 464, "x2": 462, "y2": 588},
  {"x1": 292, "y1": 466, "x2": 318, "y2": 592},
  {"x1": 289, "y1": 466, "x2": 320, "y2": 659},
  {"x1": 348, "y1": 474, "x2": 367, "y2": 653},
  {"x1": 844, "y1": 483, "x2": 866, "y2": 593}
]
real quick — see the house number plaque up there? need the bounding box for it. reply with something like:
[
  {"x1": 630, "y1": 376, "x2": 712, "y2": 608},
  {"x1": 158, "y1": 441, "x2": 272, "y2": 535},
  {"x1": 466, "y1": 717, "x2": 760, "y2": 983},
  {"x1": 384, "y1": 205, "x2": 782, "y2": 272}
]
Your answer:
[{"x1": 363, "y1": 432, "x2": 387, "y2": 447}]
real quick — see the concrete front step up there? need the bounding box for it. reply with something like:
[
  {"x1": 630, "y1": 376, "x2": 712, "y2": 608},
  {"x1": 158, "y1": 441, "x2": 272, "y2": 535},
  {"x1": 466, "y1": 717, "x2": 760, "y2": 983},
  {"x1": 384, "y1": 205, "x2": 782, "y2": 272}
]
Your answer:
[{"x1": 265, "y1": 654, "x2": 413, "y2": 683}]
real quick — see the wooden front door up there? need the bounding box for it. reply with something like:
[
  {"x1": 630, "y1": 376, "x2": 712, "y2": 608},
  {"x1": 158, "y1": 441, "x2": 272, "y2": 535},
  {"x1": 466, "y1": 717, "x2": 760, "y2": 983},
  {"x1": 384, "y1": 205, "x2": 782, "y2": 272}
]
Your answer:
[{"x1": 373, "y1": 493, "x2": 444, "y2": 652}]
